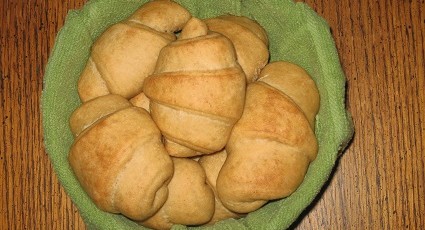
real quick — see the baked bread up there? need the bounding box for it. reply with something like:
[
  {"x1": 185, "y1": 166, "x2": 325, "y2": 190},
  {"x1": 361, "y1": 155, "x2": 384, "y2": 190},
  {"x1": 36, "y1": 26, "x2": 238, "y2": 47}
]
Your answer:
[
  {"x1": 67, "y1": 0, "x2": 322, "y2": 224},
  {"x1": 258, "y1": 61, "x2": 320, "y2": 128},
  {"x1": 205, "y1": 15, "x2": 269, "y2": 82},
  {"x1": 198, "y1": 150, "x2": 242, "y2": 224},
  {"x1": 216, "y1": 61, "x2": 319, "y2": 213},
  {"x1": 129, "y1": 92, "x2": 150, "y2": 112},
  {"x1": 77, "y1": 0, "x2": 191, "y2": 102},
  {"x1": 141, "y1": 158, "x2": 215, "y2": 229},
  {"x1": 68, "y1": 94, "x2": 173, "y2": 221},
  {"x1": 143, "y1": 17, "x2": 246, "y2": 156},
  {"x1": 163, "y1": 138, "x2": 199, "y2": 158}
]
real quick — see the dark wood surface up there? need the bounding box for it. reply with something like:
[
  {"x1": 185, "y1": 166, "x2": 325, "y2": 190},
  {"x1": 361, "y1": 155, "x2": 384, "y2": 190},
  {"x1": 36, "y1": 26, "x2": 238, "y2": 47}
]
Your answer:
[{"x1": 1, "y1": 0, "x2": 424, "y2": 229}]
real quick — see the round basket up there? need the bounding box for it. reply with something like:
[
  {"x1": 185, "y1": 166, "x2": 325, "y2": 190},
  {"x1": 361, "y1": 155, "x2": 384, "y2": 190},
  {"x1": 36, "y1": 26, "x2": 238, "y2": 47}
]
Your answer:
[{"x1": 42, "y1": 0, "x2": 354, "y2": 229}]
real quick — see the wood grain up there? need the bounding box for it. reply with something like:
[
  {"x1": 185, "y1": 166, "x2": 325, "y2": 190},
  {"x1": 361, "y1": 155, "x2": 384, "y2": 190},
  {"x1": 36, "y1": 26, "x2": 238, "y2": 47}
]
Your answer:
[
  {"x1": 1, "y1": 0, "x2": 424, "y2": 229},
  {"x1": 1, "y1": 1, "x2": 86, "y2": 229},
  {"x1": 292, "y1": 0, "x2": 425, "y2": 229}
]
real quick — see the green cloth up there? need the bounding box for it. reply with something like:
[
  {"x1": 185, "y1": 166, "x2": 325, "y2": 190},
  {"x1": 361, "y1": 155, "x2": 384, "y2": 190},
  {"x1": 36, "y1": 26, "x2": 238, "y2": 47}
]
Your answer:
[{"x1": 41, "y1": 0, "x2": 354, "y2": 229}]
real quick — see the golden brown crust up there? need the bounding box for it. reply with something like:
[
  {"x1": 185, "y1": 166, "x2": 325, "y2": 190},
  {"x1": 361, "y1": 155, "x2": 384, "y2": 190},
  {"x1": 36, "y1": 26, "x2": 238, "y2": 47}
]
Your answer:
[
  {"x1": 215, "y1": 15, "x2": 269, "y2": 46},
  {"x1": 143, "y1": 18, "x2": 246, "y2": 156},
  {"x1": 149, "y1": 100, "x2": 233, "y2": 154},
  {"x1": 90, "y1": 22, "x2": 173, "y2": 99},
  {"x1": 198, "y1": 150, "x2": 242, "y2": 224},
  {"x1": 129, "y1": 0, "x2": 192, "y2": 33},
  {"x1": 231, "y1": 83, "x2": 317, "y2": 157},
  {"x1": 205, "y1": 15, "x2": 269, "y2": 82},
  {"x1": 179, "y1": 17, "x2": 208, "y2": 40},
  {"x1": 154, "y1": 33, "x2": 239, "y2": 74},
  {"x1": 140, "y1": 158, "x2": 215, "y2": 229},
  {"x1": 77, "y1": 58, "x2": 109, "y2": 102},
  {"x1": 258, "y1": 61, "x2": 320, "y2": 128},
  {"x1": 144, "y1": 68, "x2": 246, "y2": 119},
  {"x1": 69, "y1": 98, "x2": 173, "y2": 221},
  {"x1": 216, "y1": 62, "x2": 319, "y2": 214},
  {"x1": 129, "y1": 91, "x2": 150, "y2": 112},
  {"x1": 70, "y1": 3, "x2": 320, "y2": 225},
  {"x1": 163, "y1": 138, "x2": 199, "y2": 158},
  {"x1": 77, "y1": 0, "x2": 191, "y2": 102},
  {"x1": 69, "y1": 94, "x2": 131, "y2": 137}
]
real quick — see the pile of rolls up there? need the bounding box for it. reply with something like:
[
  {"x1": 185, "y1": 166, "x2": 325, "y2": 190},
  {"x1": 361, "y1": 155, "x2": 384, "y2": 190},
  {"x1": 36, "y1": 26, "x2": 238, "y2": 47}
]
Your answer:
[{"x1": 68, "y1": 0, "x2": 320, "y2": 229}]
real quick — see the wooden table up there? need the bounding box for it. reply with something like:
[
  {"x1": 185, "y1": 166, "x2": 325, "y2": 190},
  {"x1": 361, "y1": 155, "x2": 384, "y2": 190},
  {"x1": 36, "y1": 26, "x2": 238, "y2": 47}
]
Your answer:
[{"x1": 1, "y1": 0, "x2": 424, "y2": 229}]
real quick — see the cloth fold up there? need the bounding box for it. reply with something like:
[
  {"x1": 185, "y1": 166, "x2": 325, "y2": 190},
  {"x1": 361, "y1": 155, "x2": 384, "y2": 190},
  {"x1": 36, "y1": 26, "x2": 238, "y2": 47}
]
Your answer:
[{"x1": 41, "y1": 0, "x2": 354, "y2": 229}]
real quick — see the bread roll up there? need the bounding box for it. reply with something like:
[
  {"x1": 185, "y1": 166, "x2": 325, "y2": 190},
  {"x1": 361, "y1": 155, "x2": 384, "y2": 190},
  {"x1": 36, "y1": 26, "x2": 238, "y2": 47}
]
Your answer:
[
  {"x1": 69, "y1": 94, "x2": 132, "y2": 137},
  {"x1": 216, "y1": 62, "x2": 319, "y2": 213},
  {"x1": 78, "y1": 0, "x2": 191, "y2": 101},
  {"x1": 68, "y1": 95, "x2": 173, "y2": 221},
  {"x1": 140, "y1": 158, "x2": 215, "y2": 229},
  {"x1": 143, "y1": 17, "x2": 246, "y2": 156},
  {"x1": 198, "y1": 150, "x2": 242, "y2": 224},
  {"x1": 258, "y1": 61, "x2": 320, "y2": 128},
  {"x1": 205, "y1": 15, "x2": 269, "y2": 82}
]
